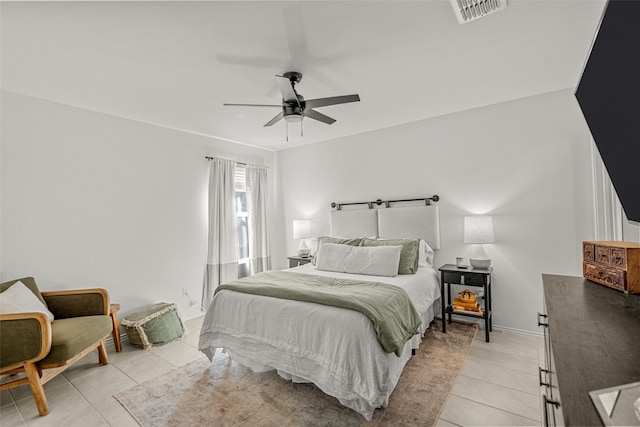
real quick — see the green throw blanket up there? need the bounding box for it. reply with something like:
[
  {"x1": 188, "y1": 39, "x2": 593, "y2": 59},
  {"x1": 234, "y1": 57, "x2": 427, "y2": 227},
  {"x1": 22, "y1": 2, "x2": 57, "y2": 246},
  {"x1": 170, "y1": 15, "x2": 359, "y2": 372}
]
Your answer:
[{"x1": 215, "y1": 271, "x2": 422, "y2": 356}]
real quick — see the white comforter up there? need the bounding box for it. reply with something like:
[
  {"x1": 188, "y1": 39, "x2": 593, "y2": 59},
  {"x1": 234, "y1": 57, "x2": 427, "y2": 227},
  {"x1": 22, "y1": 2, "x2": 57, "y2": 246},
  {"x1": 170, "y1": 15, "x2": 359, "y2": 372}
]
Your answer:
[{"x1": 198, "y1": 264, "x2": 441, "y2": 420}]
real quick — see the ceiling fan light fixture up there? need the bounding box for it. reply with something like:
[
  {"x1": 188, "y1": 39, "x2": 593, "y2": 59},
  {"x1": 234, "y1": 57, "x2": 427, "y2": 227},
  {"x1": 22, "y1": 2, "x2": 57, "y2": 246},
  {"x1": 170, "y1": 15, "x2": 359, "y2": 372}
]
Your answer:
[
  {"x1": 284, "y1": 114, "x2": 303, "y2": 123},
  {"x1": 450, "y1": 0, "x2": 506, "y2": 24}
]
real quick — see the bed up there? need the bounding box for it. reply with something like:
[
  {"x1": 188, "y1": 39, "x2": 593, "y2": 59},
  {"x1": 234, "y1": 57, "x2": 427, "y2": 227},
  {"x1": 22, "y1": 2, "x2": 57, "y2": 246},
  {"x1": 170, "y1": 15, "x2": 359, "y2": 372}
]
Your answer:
[{"x1": 198, "y1": 204, "x2": 441, "y2": 420}]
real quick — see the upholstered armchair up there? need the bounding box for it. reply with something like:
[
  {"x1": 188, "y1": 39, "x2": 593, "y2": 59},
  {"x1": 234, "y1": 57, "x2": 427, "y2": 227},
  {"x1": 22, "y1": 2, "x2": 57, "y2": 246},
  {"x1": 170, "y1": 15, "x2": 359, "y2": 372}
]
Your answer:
[{"x1": 0, "y1": 277, "x2": 112, "y2": 416}]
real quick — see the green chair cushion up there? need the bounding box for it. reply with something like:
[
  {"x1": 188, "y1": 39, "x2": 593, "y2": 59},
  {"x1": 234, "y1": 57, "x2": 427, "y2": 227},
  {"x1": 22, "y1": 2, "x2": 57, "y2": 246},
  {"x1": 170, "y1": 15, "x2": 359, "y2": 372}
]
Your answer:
[
  {"x1": 0, "y1": 317, "x2": 46, "y2": 369},
  {"x1": 38, "y1": 315, "x2": 112, "y2": 367}
]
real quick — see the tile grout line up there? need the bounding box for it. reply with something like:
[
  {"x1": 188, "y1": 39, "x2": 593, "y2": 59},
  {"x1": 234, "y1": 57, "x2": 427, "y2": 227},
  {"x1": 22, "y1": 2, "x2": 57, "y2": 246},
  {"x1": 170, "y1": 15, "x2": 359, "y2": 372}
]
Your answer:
[
  {"x1": 5, "y1": 401, "x2": 28, "y2": 426},
  {"x1": 470, "y1": 344, "x2": 540, "y2": 362},
  {"x1": 456, "y1": 372, "x2": 541, "y2": 398},
  {"x1": 74, "y1": 352, "x2": 142, "y2": 425},
  {"x1": 465, "y1": 354, "x2": 539, "y2": 376},
  {"x1": 463, "y1": 356, "x2": 540, "y2": 378},
  {"x1": 455, "y1": 344, "x2": 543, "y2": 423},
  {"x1": 449, "y1": 380, "x2": 541, "y2": 422},
  {"x1": 449, "y1": 333, "x2": 544, "y2": 426},
  {"x1": 445, "y1": 394, "x2": 541, "y2": 426},
  {"x1": 438, "y1": 415, "x2": 464, "y2": 427},
  {"x1": 67, "y1": 379, "x2": 111, "y2": 426}
]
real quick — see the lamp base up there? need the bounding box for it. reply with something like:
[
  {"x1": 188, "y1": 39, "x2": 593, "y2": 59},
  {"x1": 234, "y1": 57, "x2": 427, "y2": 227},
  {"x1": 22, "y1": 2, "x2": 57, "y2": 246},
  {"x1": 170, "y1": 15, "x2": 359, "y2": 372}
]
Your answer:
[
  {"x1": 470, "y1": 258, "x2": 491, "y2": 269},
  {"x1": 297, "y1": 239, "x2": 310, "y2": 257}
]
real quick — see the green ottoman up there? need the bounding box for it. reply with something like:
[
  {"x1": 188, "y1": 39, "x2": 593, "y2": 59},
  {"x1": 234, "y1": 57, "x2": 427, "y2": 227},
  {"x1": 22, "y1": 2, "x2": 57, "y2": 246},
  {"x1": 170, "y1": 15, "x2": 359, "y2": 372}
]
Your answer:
[{"x1": 121, "y1": 303, "x2": 186, "y2": 349}]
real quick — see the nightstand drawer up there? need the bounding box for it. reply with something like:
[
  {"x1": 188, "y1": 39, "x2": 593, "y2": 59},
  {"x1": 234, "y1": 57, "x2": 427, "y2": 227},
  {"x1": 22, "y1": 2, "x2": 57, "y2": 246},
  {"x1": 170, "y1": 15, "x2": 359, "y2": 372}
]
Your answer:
[
  {"x1": 442, "y1": 271, "x2": 486, "y2": 286},
  {"x1": 288, "y1": 256, "x2": 312, "y2": 268},
  {"x1": 442, "y1": 271, "x2": 462, "y2": 284}
]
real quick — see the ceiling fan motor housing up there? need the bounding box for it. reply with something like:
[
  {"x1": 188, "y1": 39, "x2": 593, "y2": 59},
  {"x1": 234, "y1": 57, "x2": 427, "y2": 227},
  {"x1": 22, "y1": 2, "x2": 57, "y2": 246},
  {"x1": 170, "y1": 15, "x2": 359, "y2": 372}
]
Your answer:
[{"x1": 283, "y1": 94, "x2": 305, "y2": 121}]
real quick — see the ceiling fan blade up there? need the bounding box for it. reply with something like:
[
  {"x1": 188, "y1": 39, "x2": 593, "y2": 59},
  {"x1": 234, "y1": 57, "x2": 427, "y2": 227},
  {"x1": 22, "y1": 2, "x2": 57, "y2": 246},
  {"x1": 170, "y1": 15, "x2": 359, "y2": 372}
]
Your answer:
[
  {"x1": 305, "y1": 94, "x2": 360, "y2": 109},
  {"x1": 264, "y1": 112, "x2": 284, "y2": 127},
  {"x1": 275, "y1": 75, "x2": 300, "y2": 107},
  {"x1": 305, "y1": 109, "x2": 336, "y2": 125},
  {"x1": 223, "y1": 103, "x2": 281, "y2": 108}
]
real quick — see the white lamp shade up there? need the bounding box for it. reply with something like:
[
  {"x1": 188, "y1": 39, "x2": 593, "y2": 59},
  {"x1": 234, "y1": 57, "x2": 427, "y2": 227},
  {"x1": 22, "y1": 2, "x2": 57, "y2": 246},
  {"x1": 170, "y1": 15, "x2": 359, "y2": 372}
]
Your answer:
[
  {"x1": 292, "y1": 219, "x2": 311, "y2": 239},
  {"x1": 464, "y1": 216, "x2": 495, "y2": 244}
]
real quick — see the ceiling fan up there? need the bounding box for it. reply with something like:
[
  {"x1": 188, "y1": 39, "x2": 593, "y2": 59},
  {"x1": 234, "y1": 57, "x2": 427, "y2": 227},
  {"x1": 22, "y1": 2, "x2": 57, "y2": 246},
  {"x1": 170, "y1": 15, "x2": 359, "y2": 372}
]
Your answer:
[{"x1": 224, "y1": 71, "x2": 360, "y2": 129}]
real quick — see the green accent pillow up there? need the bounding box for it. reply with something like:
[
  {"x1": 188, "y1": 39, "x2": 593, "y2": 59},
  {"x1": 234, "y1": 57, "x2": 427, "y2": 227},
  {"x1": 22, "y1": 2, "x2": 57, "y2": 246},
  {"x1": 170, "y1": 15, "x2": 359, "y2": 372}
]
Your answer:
[
  {"x1": 361, "y1": 238, "x2": 420, "y2": 275},
  {"x1": 313, "y1": 236, "x2": 364, "y2": 265}
]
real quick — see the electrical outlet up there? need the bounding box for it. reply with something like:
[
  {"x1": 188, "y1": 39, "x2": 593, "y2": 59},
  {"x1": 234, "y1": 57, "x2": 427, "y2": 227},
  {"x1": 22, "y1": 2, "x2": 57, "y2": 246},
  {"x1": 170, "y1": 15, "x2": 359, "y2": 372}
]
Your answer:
[{"x1": 182, "y1": 288, "x2": 199, "y2": 308}]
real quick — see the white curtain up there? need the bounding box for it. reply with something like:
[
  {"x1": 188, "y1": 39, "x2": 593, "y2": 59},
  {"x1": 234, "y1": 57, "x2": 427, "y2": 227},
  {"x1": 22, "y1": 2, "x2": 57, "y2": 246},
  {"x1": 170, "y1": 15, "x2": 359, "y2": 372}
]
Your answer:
[
  {"x1": 246, "y1": 165, "x2": 271, "y2": 275},
  {"x1": 202, "y1": 158, "x2": 238, "y2": 309}
]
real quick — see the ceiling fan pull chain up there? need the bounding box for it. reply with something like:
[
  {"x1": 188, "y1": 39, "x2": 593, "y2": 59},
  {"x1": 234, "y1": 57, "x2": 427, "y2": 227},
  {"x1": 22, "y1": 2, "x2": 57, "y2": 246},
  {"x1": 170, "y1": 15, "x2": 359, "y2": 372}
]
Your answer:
[
  {"x1": 286, "y1": 121, "x2": 289, "y2": 142},
  {"x1": 301, "y1": 120, "x2": 304, "y2": 138}
]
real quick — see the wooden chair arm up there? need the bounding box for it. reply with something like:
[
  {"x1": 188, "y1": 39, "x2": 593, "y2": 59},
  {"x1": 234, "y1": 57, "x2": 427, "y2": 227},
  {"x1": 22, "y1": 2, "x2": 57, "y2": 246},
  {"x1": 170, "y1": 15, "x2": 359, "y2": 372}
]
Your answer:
[
  {"x1": 42, "y1": 288, "x2": 110, "y2": 318},
  {"x1": 0, "y1": 312, "x2": 52, "y2": 373}
]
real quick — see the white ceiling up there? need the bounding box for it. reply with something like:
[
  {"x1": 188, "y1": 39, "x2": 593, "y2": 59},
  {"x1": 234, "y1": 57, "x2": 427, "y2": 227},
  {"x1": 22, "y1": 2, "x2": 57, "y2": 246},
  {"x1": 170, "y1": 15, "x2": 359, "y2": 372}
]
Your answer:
[{"x1": 1, "y1": 1, "x2": 606, "y2": 151}]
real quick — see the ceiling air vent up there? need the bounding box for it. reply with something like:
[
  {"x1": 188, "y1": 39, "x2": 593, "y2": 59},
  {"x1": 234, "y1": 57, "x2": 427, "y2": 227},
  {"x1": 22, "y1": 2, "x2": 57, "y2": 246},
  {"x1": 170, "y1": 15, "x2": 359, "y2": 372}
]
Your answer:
[{"x1": 451, "y1": 0, "x2": 506, "y2": 24}]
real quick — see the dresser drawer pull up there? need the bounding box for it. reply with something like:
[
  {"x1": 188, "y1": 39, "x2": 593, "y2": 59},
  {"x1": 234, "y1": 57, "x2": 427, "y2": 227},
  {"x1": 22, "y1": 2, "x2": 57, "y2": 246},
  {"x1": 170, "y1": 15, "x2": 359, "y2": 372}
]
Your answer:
[
  {"x1": 538, "y1": 312, "x2": 549, "y2": 327},
  {"x1": 543, "y1": 394, "x2": 561, "y2": 427},
  {"x1": 544, "y1": 394, "x2": 560, "y2": 408},
  {"x1": 539, "y1": 367, "x2": 551, "y2": 387}
]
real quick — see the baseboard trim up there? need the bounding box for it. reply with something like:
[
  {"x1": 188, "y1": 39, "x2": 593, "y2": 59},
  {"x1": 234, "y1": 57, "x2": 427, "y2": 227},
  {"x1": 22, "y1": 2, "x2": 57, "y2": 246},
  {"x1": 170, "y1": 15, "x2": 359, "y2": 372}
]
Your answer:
[
  {"x1": 436, "y1": 315, "x2": 543, "y2": 338},
  {"x1": 490, "y1": 324, "x2": 543, "y2": 338},
  {"x1": 106, "y1": 333, "x2": 128, "y2": 346}
]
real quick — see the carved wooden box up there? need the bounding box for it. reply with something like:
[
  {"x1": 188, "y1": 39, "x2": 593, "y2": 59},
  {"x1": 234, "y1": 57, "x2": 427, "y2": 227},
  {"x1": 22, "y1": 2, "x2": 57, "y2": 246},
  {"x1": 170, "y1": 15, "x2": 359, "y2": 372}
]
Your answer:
[{"x1": 583, "y1": 241, "x2": 640, "y2": 293}]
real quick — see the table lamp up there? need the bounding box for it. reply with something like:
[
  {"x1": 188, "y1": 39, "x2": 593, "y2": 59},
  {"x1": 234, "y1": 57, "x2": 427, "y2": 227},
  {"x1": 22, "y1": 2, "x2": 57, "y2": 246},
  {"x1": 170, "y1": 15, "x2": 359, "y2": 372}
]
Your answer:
[
  {"x1": 464, "y1": 215, "x2": 495, "y2": 269},
  {"x1": 292, "y1": 219, "x2": 311, "y2": 257}
]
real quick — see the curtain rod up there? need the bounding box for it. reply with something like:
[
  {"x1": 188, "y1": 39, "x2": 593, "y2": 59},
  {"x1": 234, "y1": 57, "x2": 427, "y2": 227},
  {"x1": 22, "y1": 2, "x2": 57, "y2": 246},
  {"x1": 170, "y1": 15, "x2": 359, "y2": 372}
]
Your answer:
[
  {"x1": 331, "y1": 195, "x2": 440, "y2": 211},
  {"x1": 205, "y1": 156, "x2": 269, "y2": 169},
  {"x1": 205, "y1": 156, "x2": 245, "y2": 165}
]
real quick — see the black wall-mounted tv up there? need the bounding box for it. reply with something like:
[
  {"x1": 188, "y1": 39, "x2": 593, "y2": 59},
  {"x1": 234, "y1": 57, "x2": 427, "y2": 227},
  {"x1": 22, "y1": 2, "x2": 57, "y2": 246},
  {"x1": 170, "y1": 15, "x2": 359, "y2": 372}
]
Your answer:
[{"x1": 575, "y1": 0, "x2": 640, "y2": 223}]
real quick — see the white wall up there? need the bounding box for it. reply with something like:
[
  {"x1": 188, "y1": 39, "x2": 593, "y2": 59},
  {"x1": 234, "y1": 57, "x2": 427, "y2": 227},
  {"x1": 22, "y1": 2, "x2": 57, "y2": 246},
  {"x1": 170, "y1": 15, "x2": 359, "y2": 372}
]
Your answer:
[
  {"x1": 0, "y1": 91, "x2": 283, "y2": 320},
  {"x1": 3, "y1": 87, "x2": 629, "y2": 335},
  {"x1": 277, "y1": 88, "x2": 597, "y2": 334}
]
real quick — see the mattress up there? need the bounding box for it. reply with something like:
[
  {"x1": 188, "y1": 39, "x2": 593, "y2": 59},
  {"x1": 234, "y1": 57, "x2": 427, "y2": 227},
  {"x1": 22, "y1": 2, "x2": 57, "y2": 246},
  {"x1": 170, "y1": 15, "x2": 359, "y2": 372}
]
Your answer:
[{"x1": 198, "y1": 264, "x2": 441, "y2": 420}]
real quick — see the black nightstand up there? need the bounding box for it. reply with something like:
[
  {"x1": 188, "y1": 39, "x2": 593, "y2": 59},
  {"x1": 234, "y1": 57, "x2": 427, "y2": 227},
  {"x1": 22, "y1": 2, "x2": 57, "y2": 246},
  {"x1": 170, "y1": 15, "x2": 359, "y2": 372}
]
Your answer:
[
  {"x1": 288, "y1": 255, "x2": 312, "y2": 268},
  {"x1": 438, "y1": 264, "x2": 493, "y2": 342}
]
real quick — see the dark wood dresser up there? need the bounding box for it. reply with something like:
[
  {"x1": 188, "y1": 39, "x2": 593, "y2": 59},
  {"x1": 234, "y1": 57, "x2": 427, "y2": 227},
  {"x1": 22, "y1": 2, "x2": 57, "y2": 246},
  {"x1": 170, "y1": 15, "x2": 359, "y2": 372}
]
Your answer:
[{"x1": 541, "y1": 274, "x2": 640, "y2": 426}]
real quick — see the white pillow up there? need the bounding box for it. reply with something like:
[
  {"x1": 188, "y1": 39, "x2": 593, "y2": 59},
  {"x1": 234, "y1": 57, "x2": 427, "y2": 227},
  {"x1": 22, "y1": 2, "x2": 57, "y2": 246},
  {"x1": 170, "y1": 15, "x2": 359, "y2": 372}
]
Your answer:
[
  {"x1": 378, "y1": 237, "x2": 435, "y2": 267},
  {"x1": 315, "y1": 242, "x2": 402, "y2": 277},
  {"x1": 0, "y1": 281, "x2": 54, "y2": 322},
  {"x1": 419, "y1": 239, "x2": 435, "y2": 267}
]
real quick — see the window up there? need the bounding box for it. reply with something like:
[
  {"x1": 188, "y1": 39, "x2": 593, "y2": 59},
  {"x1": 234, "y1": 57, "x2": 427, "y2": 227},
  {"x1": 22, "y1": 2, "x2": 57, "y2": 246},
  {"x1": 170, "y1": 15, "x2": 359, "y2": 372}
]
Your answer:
[{"x1": 235, "y1": 165, "x2": 249, "y2": 262}]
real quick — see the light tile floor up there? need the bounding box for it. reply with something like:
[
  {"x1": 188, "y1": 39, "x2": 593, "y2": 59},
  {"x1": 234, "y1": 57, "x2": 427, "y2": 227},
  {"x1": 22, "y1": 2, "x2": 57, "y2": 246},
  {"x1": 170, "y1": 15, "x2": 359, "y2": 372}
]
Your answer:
[
  {"x1": 437, "y1": 325, "x2": 544, "y2": 426},
  {"x1": 1, "y1": 316, "x2": 543, "y2": 426}
]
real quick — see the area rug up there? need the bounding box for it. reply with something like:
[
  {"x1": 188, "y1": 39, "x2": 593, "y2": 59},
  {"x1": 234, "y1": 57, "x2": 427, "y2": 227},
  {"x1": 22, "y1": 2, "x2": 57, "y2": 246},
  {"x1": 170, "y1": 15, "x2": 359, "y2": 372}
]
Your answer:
[{"x1": 115, "y1": 319, "x2": 477, "y2": 427}]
